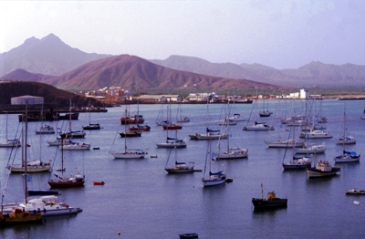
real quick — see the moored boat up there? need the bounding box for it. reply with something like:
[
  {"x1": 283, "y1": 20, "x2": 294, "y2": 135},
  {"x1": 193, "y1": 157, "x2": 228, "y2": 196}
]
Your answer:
[
  {"x1": 346, "y1": 188, "x2": 365, "y2": 195},
  {"x1": 306, "y1": 160, "x2": 340, "y2": 178},
  {"x1": 252, "y1": 184, "x2": 287, "y2": 210}
]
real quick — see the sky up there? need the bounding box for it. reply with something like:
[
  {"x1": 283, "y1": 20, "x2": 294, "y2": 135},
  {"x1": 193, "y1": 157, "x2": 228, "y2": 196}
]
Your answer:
[{"x1": 1, "y1": 0, "x2": 365, "y2": 69}]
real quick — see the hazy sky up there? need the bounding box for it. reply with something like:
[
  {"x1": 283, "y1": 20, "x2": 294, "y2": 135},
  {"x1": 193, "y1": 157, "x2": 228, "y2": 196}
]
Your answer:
[{"x1": 1, "y1": 0, "x2": 364, "y2": 69}]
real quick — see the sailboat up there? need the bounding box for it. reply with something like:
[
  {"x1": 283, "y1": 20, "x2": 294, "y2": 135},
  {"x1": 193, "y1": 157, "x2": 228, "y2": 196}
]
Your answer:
[
  {"x1": 120, "y1": 103, "x2": 144, "y2": 125},
  {"x1": 165, "y1": 146, "x2": 194, "y2": 174},
  {"x1": 8, "y1": 108, "x2": 52, "y2": 173},
  {"x1": 162, "y1": 104, "x2": 182, "y2": 130},
  {"x1": 176, "y1": 103, "x2": 190, "y2": 123},
  {"x1": 82, "y1": 104, "x2": 101, "y2": 130},
  {"x1": 48, "y1": 139, "x2": 85, "y2": 188},
  {"x1": 202, "y1": 102, "x2": 227, "y2": 187},
  {"x1": 334, "y1": 106, "x2": 360, "y2": 163},
  {"x1": 111, "y1": 108, "x2": 148, "y2": 159},
  {"x1": 336, "y1": 106, "x2": 356, "y2": 145},
  {"x1": 156, "y1": 129, "x2": 187, "y2": 148},
  {"x1": 0, "y1": 101, "x2": 43, "y2": 225},
  {"x1": 0, "y1": 113, "x2": 21, "y2": 148},
  {"x1": 259, "y1": 98, "x2": 273, "y2": 117},
  {"x1": 282, "y1": 125, "x2": 312, "y2": 170},
  {"x1": 215, "y1": 117, "x2": 248, "y2": 159},
  {"x1": 59, "y1": 101, "x2": 86, "y2": 139}
]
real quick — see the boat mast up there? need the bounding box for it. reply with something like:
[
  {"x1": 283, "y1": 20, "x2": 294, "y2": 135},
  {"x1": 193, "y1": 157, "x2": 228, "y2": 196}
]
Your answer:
[
  {"x1": 24, "y1": 101, "x2": 29, "y2": 203},
  {"x1": 124, "y1": 108, "x2": 127, "y2": 153}
]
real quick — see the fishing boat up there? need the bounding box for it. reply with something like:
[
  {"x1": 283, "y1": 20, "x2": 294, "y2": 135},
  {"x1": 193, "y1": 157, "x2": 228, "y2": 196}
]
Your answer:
[
  {"x1": 120, "y1": 103, "x2": 144, "y2": 125},
  {"x1": 252, "y1": 184, "x2": 287, "y2": 210},
  {"x1": 35, "y1": 125, "x2": 55, "y2": 134},
  {"x1": 111, "y1": 108, "x2": 148, "y2": 159},
  {"x1": 165, "y1": 146, "x2": 194, "y2": 174},
  {"x1": 306, "y1": 160, "x2": 341, "y2": 178}
]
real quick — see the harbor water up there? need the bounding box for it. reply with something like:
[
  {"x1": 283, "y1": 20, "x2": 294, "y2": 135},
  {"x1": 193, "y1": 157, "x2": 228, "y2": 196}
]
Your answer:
[{"x1": 0, "y1": 99, "x2": 365, "y2": 239}]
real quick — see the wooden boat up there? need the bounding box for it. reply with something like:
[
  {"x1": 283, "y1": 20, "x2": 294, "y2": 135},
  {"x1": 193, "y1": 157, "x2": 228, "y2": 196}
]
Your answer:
[
  {"x1": 48, "y1": 173, "x2": 85, "y2": 188},
  {"x1": 306, "y1": 160, "x2": 340, "y2": 178},
  {"x1": 346, "y1": 188, "x2": 365, "y2": 195},
  {"x1": 120, "y1": 115, "x2": 144, "y2": 125},
  {"x1": 0, "y1": 208, "x2": 43, "y2": 226},
  {"x1": 252, "y1": 184, "x2": 287, "y2": 210}
]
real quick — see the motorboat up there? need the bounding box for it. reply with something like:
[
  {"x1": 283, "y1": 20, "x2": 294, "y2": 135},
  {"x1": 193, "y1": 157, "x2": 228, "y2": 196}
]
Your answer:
[
  {"x1": 120, "y1": 131, "x2": 142, "y2": 137},
  {"x1": 82, "y1": 123, "x2": 101, "y2": 130},
  {"x1": 299, "y1": 129, "x2": 333, "y2": 139},
  {"x1": 346, "y1": 188, "x2": 365, "y2": 195},
  {"x1": 128, "y1": 124, "x2": 150, "y2": 132}
]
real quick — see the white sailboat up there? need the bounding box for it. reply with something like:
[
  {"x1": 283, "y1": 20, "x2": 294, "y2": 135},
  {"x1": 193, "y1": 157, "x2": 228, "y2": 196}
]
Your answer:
[
  {"x1": 0, "y1": 113, "x2": 21, "y2": 148},
  {"x1": 165, "y1": 146, "x2": 194, "y2": 174},
  {"x1": 111, "y1": 108, "x2": 148, "y2": 159},
  {"x1": 201, "y1": 102, "x2": 227, "y2": 187},
  {"x1": 215, "y1": 117, "x2": 248, "y2": 160},
  {"x1": 8, "y1": 103, "x2": 51, "y2": 173},
  {"x1": 156, "y1": 129, "x2": 187, "y2": 148}
]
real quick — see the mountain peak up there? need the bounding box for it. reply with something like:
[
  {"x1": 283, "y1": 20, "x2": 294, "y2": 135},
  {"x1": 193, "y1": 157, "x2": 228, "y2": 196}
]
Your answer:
[
  {"x1": 23, "y1": 36, "x2": 39, "y2": 45},
  {"x1": 40, "y1": 33, "x2": 63, "y2": 44}
]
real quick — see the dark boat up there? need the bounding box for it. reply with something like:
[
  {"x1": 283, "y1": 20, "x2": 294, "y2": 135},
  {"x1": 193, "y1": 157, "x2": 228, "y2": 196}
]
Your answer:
[
  {"x1": 57, "y1": 112, "x2": 79, "y2": 120},
  {"x1": 179, "y1": 233, "x2": 198, "y2": 239},
  {"x1": 259, "y1": 110, "x2": 273, "y2": 117},
  {"x1": 59, "y1": 131, "x2": 86, "y2": 139},
  {"x1": 129, "y1": 124, "x2": 150, "y2": 132},
  {"x1": 28, "y1": 190, "x2": 59, "y2": 196},
  {"x1": 119, "y1": 131, "x2": 142, "y2": 137},
  {"x1": 120, "y1": 115, "x2": 144, "y2": 125},
  {"x1": 252, "y1": 184, "x2": 287, "y2": 210}
]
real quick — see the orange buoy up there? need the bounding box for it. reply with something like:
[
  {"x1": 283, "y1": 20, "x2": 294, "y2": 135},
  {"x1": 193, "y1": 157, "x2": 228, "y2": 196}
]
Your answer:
[{"x1": 93, "y1": 181, "x2": 105, "y2": 186}]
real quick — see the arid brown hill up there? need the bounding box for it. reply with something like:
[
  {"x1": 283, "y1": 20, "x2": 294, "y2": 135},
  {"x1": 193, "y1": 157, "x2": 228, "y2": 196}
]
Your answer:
[
  {"x1": 41, "y1": 54, "x2": 289, "y2": 94},
  {"x1": 2, "y1": 69, "x2": 56, "y2": 82},
  {"x1": 0, "y1": 81, "x2": 102, "y2": 107}
]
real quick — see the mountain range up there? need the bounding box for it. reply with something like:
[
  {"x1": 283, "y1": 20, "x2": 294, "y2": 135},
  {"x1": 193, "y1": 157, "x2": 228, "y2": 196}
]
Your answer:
[{"x1": 1, "y1": 33, "x2": 364, "y2": 94}]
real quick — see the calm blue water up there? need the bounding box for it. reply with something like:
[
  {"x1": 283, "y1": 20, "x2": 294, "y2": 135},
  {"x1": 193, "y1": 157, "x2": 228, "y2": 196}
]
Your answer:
[{"x1": 0, "y1": 99, "x2": 365, "y2": 239}]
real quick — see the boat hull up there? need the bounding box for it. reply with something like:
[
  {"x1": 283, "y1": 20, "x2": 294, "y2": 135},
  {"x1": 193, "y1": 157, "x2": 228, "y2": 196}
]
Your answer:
[
  {"x1": 165, "y1": 167, "x2": 194, "y2": 174},
  {"x1": 252, "y1": 198, "x2": 288, "y2": 210},
  {"x1": 48, "y1": 181, "x2": 85, "y2": 188},
  {"x1": 282, "y1": 163, "x2": 311, "y2": 170},
  {"x1": 111, "y1": 152, "x2": 146, "y2": 159},
  {"x1": 306, "y1": 167, "x2": 341, "y2": 178},
  {"x1": 156, "y1": 143, "x2": 187, "y2": 148}
]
